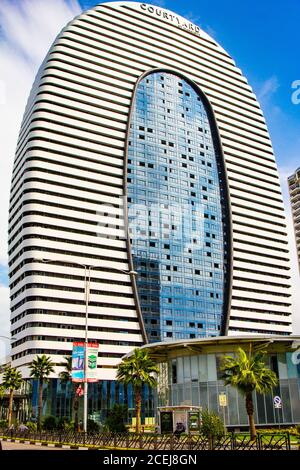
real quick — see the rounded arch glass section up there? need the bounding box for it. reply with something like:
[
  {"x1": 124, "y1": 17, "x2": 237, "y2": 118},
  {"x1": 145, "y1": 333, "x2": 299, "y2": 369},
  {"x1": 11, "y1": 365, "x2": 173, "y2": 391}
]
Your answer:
[{"x1": 127, "y1": 71, "x2": 228, "y2": 343}]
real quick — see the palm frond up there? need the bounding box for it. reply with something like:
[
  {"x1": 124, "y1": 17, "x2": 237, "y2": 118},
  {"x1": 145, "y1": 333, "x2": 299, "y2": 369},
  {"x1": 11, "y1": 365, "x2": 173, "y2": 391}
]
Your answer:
[
  {"x1": 220, "y1": 347, "x2": 278, "y2": 395},
  {"x1": 59, "y1": 355, "x2": 72, "y2": 383},
  {"x1": 2, "y1": 366, "x2": 23, "y2": 391},
  {"x1": 29, "y1": 354, "x2": 55, "y2": 381},
  {"x1": 116, "y1": 348, "x2": 159, "y2": 391}
]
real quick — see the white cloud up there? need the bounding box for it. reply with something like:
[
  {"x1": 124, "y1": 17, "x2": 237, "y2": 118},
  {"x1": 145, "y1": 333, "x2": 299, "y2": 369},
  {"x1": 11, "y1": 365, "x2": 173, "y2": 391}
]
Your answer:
[
  {"x1": 0, "y1": 0, "x2": 80, "y2": 66},
  {"x1": 0, "y1": 0, "x2": 81, "y2": 340},
  {"x1": 257, "y1": 76, "x2": 279, "y2": 102},
  {"x1": 203, "y1": 25, "x2": 217, "y2": 40}
]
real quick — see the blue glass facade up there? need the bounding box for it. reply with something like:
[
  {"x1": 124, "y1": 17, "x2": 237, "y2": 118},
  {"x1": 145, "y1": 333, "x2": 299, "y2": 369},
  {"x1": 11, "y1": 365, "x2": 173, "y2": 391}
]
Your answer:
[
  {"x1": 127, "y1": 72, "x2": 228, "y2": 343},
  {"x1": 6, "y1": 380, "x2": 154, "y2": 426}
]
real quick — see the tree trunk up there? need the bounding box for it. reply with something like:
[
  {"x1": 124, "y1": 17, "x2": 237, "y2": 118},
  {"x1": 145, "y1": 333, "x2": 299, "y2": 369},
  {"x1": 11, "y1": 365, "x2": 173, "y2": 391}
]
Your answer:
[
  {"x1": 245, "y1": 392, "x2": 256, "y2": 440},
  {"x1": 38, "y1": 379, "x2": 43, "y2": 431},
  {"x1": 71, "y1": 384, "x2": 74, "y2": 422},
  {"x1": 8, "y1": 390, "x2": 14, "y2": 428},
  {"x1": 135, "y1": 388, "x2": 141, "y2": 434}
]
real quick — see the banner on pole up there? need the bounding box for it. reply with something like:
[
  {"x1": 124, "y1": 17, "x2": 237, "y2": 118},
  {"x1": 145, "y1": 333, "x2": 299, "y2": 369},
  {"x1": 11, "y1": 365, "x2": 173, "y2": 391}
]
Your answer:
[
  {"x1": 72, "y1": 342, "x2": 85, "y2": 382},
  {"x1": 71, "y1": 342, "x2": 99, "y2": 382},
  {"x1": 87, "y1": 343, "x2": 99, "y2": 382}
]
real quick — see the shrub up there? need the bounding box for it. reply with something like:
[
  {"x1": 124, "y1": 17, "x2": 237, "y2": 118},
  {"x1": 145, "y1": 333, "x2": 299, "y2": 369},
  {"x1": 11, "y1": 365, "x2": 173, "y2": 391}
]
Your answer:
[
  {"x1": 200, "y1": 409, "x2": 225, "y2": 446},
  {"x1": 42, "y1": 415, "x2": 57, "y2": 430},
  {"x1": 25, "y1": 421, "x2": 37, "y2": 431},
  {"x1": 87, "y1": 419, "x2": 100, "y2": 433},
  {"x1": 0, "y1": 419, "x2": 8, "y2": 428},
  {"x1": 255, "y1": 426, "x2": 299, "y2": 436},
  {"x1": 104, "y1": 404, "x2": 128, "y2": 433},
  {"x1": 64, "y1": 420, "x2": 75, "y2": 432},
  {"x1": 57, "y1": 417, "x2": 70, "y2": 430}
]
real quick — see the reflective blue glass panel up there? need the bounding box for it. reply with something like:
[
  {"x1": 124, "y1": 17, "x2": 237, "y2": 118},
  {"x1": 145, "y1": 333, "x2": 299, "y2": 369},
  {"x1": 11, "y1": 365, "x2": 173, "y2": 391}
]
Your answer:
[{"x1": 127, "y1": 72, "x2": 228, "y2": 342}]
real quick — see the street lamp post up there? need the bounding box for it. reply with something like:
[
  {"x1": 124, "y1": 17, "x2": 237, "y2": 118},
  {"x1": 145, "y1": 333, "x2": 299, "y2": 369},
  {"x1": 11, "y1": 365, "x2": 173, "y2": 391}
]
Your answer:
[
  {"x1": 83, "y1": 265, "x2": 90, "y2": 435},
  {"x1": 33, "y1": 258, "x2": 137, "y2": 433},
  {"x1": 81, "y1": 264, "x2": 137, "y2": 434}
]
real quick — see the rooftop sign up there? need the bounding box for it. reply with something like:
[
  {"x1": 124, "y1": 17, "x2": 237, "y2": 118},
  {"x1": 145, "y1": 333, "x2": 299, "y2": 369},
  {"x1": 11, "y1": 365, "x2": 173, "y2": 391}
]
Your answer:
[{"x1": 140, "y1": 3, "x2": 201, "y2": 36}]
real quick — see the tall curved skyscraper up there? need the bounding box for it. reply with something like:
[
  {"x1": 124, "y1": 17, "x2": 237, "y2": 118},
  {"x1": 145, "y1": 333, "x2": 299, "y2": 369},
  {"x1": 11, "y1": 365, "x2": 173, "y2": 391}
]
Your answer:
[{"x1": 9, "y1": 1, "x2": 292, "y2": 380}]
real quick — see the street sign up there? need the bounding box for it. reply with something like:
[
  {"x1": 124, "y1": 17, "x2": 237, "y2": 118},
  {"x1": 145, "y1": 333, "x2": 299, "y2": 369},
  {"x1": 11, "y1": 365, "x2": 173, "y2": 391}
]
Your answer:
[
  {"x1": 219, "y1": 393, "x2": 227, "y2": 407},
  {"x1": 273, "y1": 396, "x2": 282, "y2": 409}
]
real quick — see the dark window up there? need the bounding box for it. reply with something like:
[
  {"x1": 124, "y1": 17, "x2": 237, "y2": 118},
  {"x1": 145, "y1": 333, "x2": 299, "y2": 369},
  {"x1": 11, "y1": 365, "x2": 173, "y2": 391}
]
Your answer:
[{"x1": 172, "y1": 361, "x2": 177, "y2": 383}]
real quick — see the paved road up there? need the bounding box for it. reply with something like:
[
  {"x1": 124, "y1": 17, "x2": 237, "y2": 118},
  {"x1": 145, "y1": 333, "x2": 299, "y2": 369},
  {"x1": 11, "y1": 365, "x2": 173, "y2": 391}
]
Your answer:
[{"x1": 0, "y1": 440, "x2": 70, "y2": 450}]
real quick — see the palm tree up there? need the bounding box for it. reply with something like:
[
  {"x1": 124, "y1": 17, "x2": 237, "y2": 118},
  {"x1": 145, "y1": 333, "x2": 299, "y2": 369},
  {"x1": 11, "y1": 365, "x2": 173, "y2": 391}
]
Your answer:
[
  {"x1": 59, "y1": 356, "x2": 80, "y2": 431},
  {"x1": 1, "y1": 366, "x2": 23, "y2": 427},
  {"x1": 29, "y1": 355, "x2": 55, "y2": 430},
  {"x1": 0, "y1": 384, "x2": 5, "y2": 414},
  {"x1": 116, "y1": 348, "x2": 158, "y2": 433},
  {"x1": 0, "y1": 384, "x2": 5, "y2": 420},
  {"x1": 220, "y1": 346, "x2": 278, "y2": 440}
]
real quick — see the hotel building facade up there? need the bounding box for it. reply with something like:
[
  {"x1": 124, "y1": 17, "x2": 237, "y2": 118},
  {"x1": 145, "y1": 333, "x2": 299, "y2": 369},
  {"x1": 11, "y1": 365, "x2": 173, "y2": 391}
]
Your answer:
[
  {"x1": 9, "y1": 1, "x2": 292, "y2": 393},
  {"x1": 288, "y1": 168, "x2": 300, "y2": 273}
]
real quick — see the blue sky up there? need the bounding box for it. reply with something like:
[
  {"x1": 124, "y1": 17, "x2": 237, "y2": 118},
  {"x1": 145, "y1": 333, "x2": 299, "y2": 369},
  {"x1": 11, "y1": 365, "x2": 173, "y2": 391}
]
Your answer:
[{"x1": 0, "y1": 0, "x2": 299, "y2": 345}]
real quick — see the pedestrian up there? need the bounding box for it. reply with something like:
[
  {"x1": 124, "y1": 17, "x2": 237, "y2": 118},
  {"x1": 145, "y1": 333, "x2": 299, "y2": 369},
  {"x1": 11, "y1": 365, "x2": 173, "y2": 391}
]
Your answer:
[
  {"x1": 9, "y1": 423, "x2": 15, "y2": 438},
  {"x1": 18, "y1": 423, "x2": 29, "y2": 432},
  {"x1": 174, "y1": 422, "x2": 185, "y2": 439}
]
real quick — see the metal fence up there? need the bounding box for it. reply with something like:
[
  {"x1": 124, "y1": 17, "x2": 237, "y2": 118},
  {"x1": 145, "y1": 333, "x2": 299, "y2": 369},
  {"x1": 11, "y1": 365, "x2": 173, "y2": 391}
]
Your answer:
[{"x1": 0, "y1": 428, "x2": 292, "y2": 450}]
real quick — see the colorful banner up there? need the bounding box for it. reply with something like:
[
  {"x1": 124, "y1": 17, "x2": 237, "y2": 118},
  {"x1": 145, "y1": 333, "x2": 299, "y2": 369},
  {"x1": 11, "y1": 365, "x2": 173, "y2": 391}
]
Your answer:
[
  {"x1": 86, "y1": 343, "x2": 99, "y2": 382},
  {"x1": 71, "y1": 342, "x2": 98, "y2": 382},
  {"x1": 72, "y1": 342, "x2": 85, "y2": 382}
]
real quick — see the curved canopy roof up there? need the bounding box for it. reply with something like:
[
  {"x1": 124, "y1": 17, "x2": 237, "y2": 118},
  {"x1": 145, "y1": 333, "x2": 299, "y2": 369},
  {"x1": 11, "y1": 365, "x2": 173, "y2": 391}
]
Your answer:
[{"x1": 136, "y1": 335, "x2": 300, "y2": 361}]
